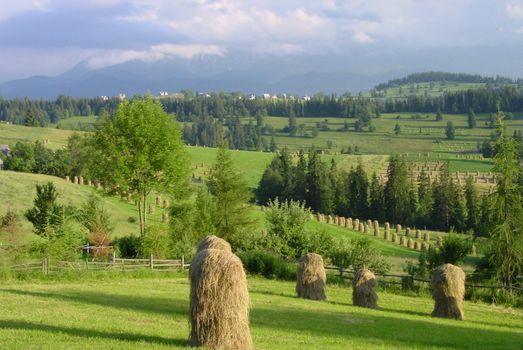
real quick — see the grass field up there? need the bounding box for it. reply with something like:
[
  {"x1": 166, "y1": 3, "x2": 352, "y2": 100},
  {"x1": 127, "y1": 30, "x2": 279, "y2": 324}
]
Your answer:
[
  {"x1": 53, "y1": 116, "x2": 99, "y2": 131},
  {"x1": 0, "y1": 274, "x2": 520, "y2": 350},
  {"x1": 0, "y1": 123, "x2": 81, "y2": 150}
]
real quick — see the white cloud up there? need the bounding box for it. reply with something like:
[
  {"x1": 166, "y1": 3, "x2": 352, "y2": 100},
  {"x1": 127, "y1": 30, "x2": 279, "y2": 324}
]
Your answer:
[
  {"x1": 353, "y1": 31, "x2": 375, "y2": 43},
  {"x1": 506, "y1": 1, "x2": 523, "y2": 18},
  {"x1": 85, "y1": 44, "x2": 225, "y2": 69}
]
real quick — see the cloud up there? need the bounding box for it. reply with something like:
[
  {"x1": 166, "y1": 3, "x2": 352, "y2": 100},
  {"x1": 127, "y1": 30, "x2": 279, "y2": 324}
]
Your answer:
[
  {"x1": 506, "y1": 1, "x2": 523, "y2": 18},
  {"x1": 85, "y1": 44, "x2": 225, "y2": 69},
  {"x1": 353, "y1": 31, "x2": 375, "y2": 44}
]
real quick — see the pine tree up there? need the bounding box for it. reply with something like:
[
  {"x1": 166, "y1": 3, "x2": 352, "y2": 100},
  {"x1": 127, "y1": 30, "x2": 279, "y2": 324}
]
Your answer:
[
  {"x1": 306, "y1": 149, "x2": 332, "y2": 213},
  {"x1": 467, "y1": 109, "x2": 476, "y2": 129},
  {"x1": 207, "y1": 144, "x2": 253, "y2": 242},
  {"x1": 346, "y1": 162, "x2": 369, "y2": 218},
  {"x1": 464, "y1": 176, "x2": 479, "y2": 233},
  {"x1": 25, "y1": 182, "x2": 64, "y2": 236},
  {"x1": 384, "y1": 155, "x2": 411, "y2": 224},
  {"x1": 488, "y1": 118, "x2": 523, "y2": 286},
  {"x1": 417, "y1": 169, "x2": 433, "y2": 227},
  {"x1": 293, "y1": 150, "x2": 308, "y2": 203},
  {"x1": 445, "y1": 121, "x2": 455, "y2": 140},
  {"x1": 369, "y1": 172, "x2": 385, "y2": 221}
]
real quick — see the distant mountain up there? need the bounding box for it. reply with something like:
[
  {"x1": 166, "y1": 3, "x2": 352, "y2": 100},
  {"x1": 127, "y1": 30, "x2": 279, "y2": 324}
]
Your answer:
[{"x1": 1, "y1": 46, "x2": 523, "y2": 99}]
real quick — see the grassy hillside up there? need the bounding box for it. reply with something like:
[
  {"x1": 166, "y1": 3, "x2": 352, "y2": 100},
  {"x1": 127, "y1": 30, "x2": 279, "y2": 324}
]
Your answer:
[
  {"x1": 0, "y1": 123, "x2": 80, "y2": 150},
  {"x1": 0, "y1": 275, "x2": 520, "y2": 350},
  {"x1": 0, "y1": 171, "x2": 148, "y2": 237}
]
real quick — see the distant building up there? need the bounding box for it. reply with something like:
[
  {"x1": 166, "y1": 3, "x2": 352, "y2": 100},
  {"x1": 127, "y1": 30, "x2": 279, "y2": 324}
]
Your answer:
[
  {"x1": 118, "y1": 93, "x2": 126, "y2": 100},
  {"x1": 159, "y1": 91, "x2": 169, "y2": 97},
  {"x1": 99, "y1": 95, "x2": 109, "y2": 102},
  {"x1": 303, "y1": 95, "x2": 311, "y2": 101},
  {"x1": 248, "y1": 94, "x2": 256, "y2": 100}
]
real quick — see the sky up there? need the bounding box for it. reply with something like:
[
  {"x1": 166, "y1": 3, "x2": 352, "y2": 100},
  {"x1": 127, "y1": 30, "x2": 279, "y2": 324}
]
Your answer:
[{"x1": 1, "y1": 0, "x2": 523, "y2": 82}]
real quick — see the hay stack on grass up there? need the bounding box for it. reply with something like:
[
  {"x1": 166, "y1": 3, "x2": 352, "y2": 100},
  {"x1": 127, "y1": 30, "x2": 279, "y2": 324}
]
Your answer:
[
  {"x1": 407, "y1": 238, "x2": 414, "y2": 249},
  {"x1": 431, "y1": 264, "x2": 465, "y2": 320},
  {"x1": 471, "y1": 244, "x2": 477, "y2": 256},
  {"x1": 353, "y1": 219, "x2": 360, "y2": 230},
  {"x1": 346, "y1": 218, "x2": 353, "y2": 229},
  {"x1": 327, "y1": 215, "x2": 333, "y2": 224},
  {"x1": 415, "y1": 229, "x2": 421, "y2": 239},
  {"x1": 367, "y1": 219, "x2": 372, "y2": 228},
  {"x1": 400, "y1": 236, "x2": 407, "y2": 246},
  {"x1": 373, "y1": 225, "x2": 380, "y2": 237},
  {"x1": 352, "y1": 269, "x2": 378, "y2": 309},
  {"x1": 196, "y1": 235, "x2": 232, "y2": 253},
  {"x1": 148, "y1": 204, "x2": 155, "y2": 214},
  {"x1": 364, "y1": 224, "x2": 370, "y2": 234},
  {"x1": 189, "y1": 248, "x2": 252, "y2": 349},
  {"x1": 424, "y1": 232, "x2": 430, "y2": 242},
  {"x1": 339, "y1": 217, "x2": 346, "y2": 227},
  {"x1": 73, "y1": 176, "x2": 79, "y2": 185},
  {"x1": 79, "y1": 176, "x2": 84, "y2": 185},
  {"x1": 384, "y1": 228, "x2": 390, "y2": 241},
  {"x1": 156, "y1": 195, "x2": 162, "y2": 206},
  {"x1": 396, "y1": 224, "x2": 402, "y2": 234},
  {"x1": 334, "y1": 216, "x2": 339, "y2": 225},
  {"x1": 373, "y1": 220, "x2": 379, "y2": 230},
  {"x1": 65, "y1": 175, "x2": 70, "y2": 182},
  {"x1": 296, "y1": 253, "x2": 327, "y2": 301},
  {"x1": 359, "y1": 223, "x2": 365, "y2": 233},
  {"x1": 392, "y1": 233, "x2": 398, "y2": 243},
  {"x1": 414, "y1": 241, "x2": 421, "y2": 250},
  {"x1": 385, "y1": 222, "x2": 390, "y2": 231},
  {"x1": 163, "y1": 199, "x2": 170, "y2": 209},
  {"x1": 421, "y1": 242, "x2": 427, "y2": 251},
  {"x1": 162, "y1": 211, "x2": 169, "y2": 224},
  {"x1": 405, "y1": 227, "x2": 411, "y2": 237}
]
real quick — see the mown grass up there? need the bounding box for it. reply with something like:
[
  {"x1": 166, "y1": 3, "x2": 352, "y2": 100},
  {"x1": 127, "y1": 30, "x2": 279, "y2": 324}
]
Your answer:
[
  {"x1": 0, "y1": 274, "x2": 520, "y2": 350},
  {"x1": 0, "y1": 123, "x2": 80, "y2": 150}
]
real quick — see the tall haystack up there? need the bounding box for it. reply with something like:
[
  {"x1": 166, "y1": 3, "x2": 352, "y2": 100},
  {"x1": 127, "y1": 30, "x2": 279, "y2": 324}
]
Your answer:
[
  {"x1": 424, "y1": 232, "x2": 430, "y2": 242},
  {"x1": 189, "y1": 248, "x2": 252, "y2": 349},
  {"x1": 327, "y1": 215, "x2": 333, "y2": 224},
  {"x1": 364, "y1": 224, "x2": 370, "y2": 234},
  {"x1": 405, "y1": 227, "x2": 411, "y2": 237},
  {"x1": 407, "y1": 238, "x2": 414, "y2": 249},
  {"x1": 373, "y1": 225, "x2": 380, "y2": 237},
  {"x1": 395, "y1": 224, "x2": 402, "y2": 234},
  {"x1": 359, "y1": 223, "x2": 365, "y2": 233},
  {"x1": 415, "y1": 229, "x2": 421, "y2": 239},
  {"x1": 431, "y1": 264, "x2": 465, "y2": 320},
  {"x1": 316, "y1": 213, "x2": 322, "y2": 222},
  {"x1": 352, "y1": 268, "x2": 378, "y2": 308},
  {"x1": 392, "y1": 233, "x2": 398, "y2": 243},
  {"x1": 197, "y1": 235, "x2": 232, "y2": 253},
  {"x1": 296, "y1": 253, "x2": 327, "y2": 301},
  {"x1": 346, "y1": 218, "x2": 353, "y2": 229},
  {"x1": 400, "y1": 236, "x2": 406, "y2": 246},
  {"x1": 334, "y1": 216, "x2": 339, "y2": 225},
  {"x1": 353, "y1": 219, "x2": 360, "y2": 230},
  {"x1": 384, "y1": 228, "x2": 390, "y2": 241},
  {"x1": 339, "y1": 217, "x2": 346, "y2": 227}
]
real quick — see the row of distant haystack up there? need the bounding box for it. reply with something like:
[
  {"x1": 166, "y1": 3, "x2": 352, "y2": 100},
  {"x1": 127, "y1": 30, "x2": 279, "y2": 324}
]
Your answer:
[
  {"x1": 189, "y1": 236, "x2": 465, "y2": 350},
  {"x1": 313, "y1": 213, "x2": 477, "y2": 256},
  {"x1": 64, "y1": 175, "x2": 171, "y2": 223}
]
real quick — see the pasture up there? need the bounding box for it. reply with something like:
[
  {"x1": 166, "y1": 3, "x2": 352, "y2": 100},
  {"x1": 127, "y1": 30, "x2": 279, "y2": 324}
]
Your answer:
[{"x1": 0, "y1": 275, "x2": 520, "y2": 350}]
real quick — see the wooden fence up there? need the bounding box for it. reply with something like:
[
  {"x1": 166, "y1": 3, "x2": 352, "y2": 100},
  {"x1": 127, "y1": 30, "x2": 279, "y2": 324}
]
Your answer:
[
  {"x1": 7, "y1": 254, "x2": 189, "y2": 275},
  {"x1": 325, "y1": 266, "x2": 523, "y2": 293}
]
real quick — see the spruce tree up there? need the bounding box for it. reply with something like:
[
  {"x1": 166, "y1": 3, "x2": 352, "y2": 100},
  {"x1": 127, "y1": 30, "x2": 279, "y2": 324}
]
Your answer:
[
  {"x1": 25, "y1": 182, "x2": 64, "y2": 236},
  {"x1": 369, "y1": 173, "x2": 385, "y2": 221},
  {"x1": 464, "y1": 176, "x2": 479, "y2": 233},
  {"x1": 417, "y1": 169, "x2": 433, "y2": 227},
  {"x1": 384, "y1": 155, "x2": 411, "y2": 224},
  {"x1": 467, "y1": 109, "x2": 476, "y2": 129},
  {"x1": 306, "y1": 149, "x2": 332, "y2": 213},
  {"x1": 207, "y1": 144, "x2": 253, "y2": 242}
]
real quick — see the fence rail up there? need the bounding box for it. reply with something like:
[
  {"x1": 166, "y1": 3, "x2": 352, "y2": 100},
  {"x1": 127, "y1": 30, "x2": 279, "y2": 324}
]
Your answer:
[
  {"x1": 324, "y1": 266, "x2": 523, "y2": 292},
  {"x1": 4, "y1": 254, "x2": 189, "y2": 274}
]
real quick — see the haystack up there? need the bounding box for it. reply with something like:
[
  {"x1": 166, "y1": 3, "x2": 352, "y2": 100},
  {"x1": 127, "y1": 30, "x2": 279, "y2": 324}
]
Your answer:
[
  {"x1": 431, "y1": 264, "x2": 465, "y2": 320},
  {"x1": 373, "y1": 226, "x2": 380, "y2": 237},
  {"x1": 296, "y1": 253, "x2": 327, "y2": 301},
  {"x1": 196, "y1": 235, "x2": 232, "y2": 253},
  {"x1": 346, "y1": 218, "x2": 353, "y2": 229},
  {"x1": 405, "y1": 227, "x2": 411, "y2": 237},
  {"x1": 400, "y1": 236, "x2": 406, "y2": 246},
  {"x1": 392, "y1": 233, "x2": 398, "y2": 243},
  {"x1": 364, "y1": 224, "x2": 370, "y2": 234},
  {"x1": 189, "y1": 248, "x2": 252, "y2": 349},
  {"x1": 359, "y1": 223, "x2": 365, "y2": 233},
  {"x1": 415, "y1": 229, "x2": 421, "y2": 239},
  {"x1": 352, "y1": 268, "x2": 378, "y2": 308},
  {"x1": 423, "y1": 232, "x2": 430, "y2": 242},
  {"x1": 339, "y1": 217, "x2": 346, "y2": 227},
  {"x1": 162, "y1": 212, "x2": 169, "y2": 224},
  {"x1": 353, "y1": 219, "x2": 360, "y2": 230},
  {"x1": 395, "y1": 224, "x2": 402, "y2": 234}
]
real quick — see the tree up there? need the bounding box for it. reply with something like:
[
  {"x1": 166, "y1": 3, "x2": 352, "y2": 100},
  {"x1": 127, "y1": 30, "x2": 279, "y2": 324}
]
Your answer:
[
  {"x1": 369, "y1": 173, "x2": 385, "y2": 221},
  {"x1": 306, "y1": 149, "x2": 333, "y2": 213},
  {"x1": 467, "y1": 109, "x2": 476, "y2": 129},
  {"x1": 488, "y1": 118, "x2": 523, "y2": 287},
  {"x1": 445, "y1": 121, "x2": 455, "y2": 140},
  {"x1": 25, "y1": 182, "x2": 64, "y2": 236},
  {"x1": 346, "y1": 162, "x2": 369, "y2": 218},
  {"x1": 207, "y1": 144, "x2": 253, "y2": 243},
  {"x1": 384, "y1": 155, "x2": 411, "y2": 225},
  {"x1": 394, "y1": 123, "x2": 401, "y2": 135},
  {"x1": 435, "y1": 109, "x2": 443, "y2": 121},
  {"x1": 78, "y1": 196, "x2": 114, "y2": 258},
  {"x1": 464, "y1": 177, "x2": 479, "y2": 234},
  {"x1": 87, "y1": 96, "x2": 190, "y2": 236},
  {"x1": 24, "y1": 109, "x2": 38, "y2": 127}
]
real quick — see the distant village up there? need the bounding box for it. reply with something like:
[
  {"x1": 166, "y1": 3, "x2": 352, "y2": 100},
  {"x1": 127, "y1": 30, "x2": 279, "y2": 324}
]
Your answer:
[{"x1": 98, "y1": 92, "x2": 313, "y2": 101}]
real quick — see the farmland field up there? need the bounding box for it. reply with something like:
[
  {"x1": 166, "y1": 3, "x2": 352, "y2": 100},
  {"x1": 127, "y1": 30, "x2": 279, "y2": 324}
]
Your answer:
[{"x1": 0, "y1": 275, "x2": 520, "y2": 350}]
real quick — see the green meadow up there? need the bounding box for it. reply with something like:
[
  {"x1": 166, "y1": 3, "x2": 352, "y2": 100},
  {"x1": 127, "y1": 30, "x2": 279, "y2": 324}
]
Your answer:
[{"x1": 0, "y1": 275, "x2": 520, "y2": 350}]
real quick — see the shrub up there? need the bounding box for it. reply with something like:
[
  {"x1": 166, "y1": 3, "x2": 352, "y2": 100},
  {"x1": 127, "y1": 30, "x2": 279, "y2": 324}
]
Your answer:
[
  {"x1": 114, "y1": 234, "x2": 141, "y2": 258},
  {"x1": 428, "y1": 234, "x2": 471, "y2": 268},
  {"x1": 238, "y1": 251, "x2": 296, "y2": 280},
  {"x1": 327, "y1": 237, "x2": 390, "y2": 274},
  {"x1": 140, "y1": 224, "x2": 172, "y2": 258}
]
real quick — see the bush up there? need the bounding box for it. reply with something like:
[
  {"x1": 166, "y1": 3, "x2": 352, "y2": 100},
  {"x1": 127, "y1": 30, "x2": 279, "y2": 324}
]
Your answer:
[
  {"x1": 238, "y1": 251, "x2": 296, "y2": 280},
  {"x1": 139, "y1": 224, "x2": 172, "y2": 258},
  {"x1": 114, "y1": 235, "x2": 141, "y2": 258},
  {"x1": 428, "y1": 234, "x2": 471, "y2": 268},
  {"x1": 327, "y1": 237, "x2": 390, "y2": 274}
]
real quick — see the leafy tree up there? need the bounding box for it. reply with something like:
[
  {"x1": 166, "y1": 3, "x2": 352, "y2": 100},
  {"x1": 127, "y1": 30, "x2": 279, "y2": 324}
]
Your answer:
[
  {"x1": 328, "y1": 237, "x2": 390, "y2": 274},
  {"x1": 87, "y1": 96, "x2": 190, "y2": 236},
  {"x1": 25, "y1": 182, "x2": 64, "y2": 236},
  {"x1": 467, "y1": 109, "x2": 476, "y2": 129},
  {"x1": 264, "y1": 199, "x2": 311, "y2": 258},
  {"x1": 488, "y1": 118, "x2": 523, "y2": 287},
  {"x1": 4, "y1": 142, "x2": 35, "y2": 172},
  {"x1": 428, "y1": 234, "x2": 471, "y2": 268},
  {"x1": 445, "y1": 121, "x2": 455, "y2": 140},
  {"x1": 207, "y1": 144, "x2": 253, "y2": 243},
  {"x1": 78, "y1": 196, "x2": 114, "y2": 255}
]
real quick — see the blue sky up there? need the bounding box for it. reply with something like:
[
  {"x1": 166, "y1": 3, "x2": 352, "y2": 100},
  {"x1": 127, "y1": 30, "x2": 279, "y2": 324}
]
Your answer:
[{"x1": 1, "y1": 0, "x2": 523, "y2": 81}]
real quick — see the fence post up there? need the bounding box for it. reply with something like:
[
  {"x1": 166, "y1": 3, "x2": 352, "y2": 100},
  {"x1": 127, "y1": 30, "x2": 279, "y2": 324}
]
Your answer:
[
  {"x1": 42, "y1": 257, "x2": 46, "y2": 274},
  {"x1": 181, "y1": 255, "x2": 185, "y2": 271},
  {"x1": 111, "y1": 251, "x2": 116, "y2": 267},
  {"x1": 150, "y1": 253, "x2": 154, "y2": 271}
]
